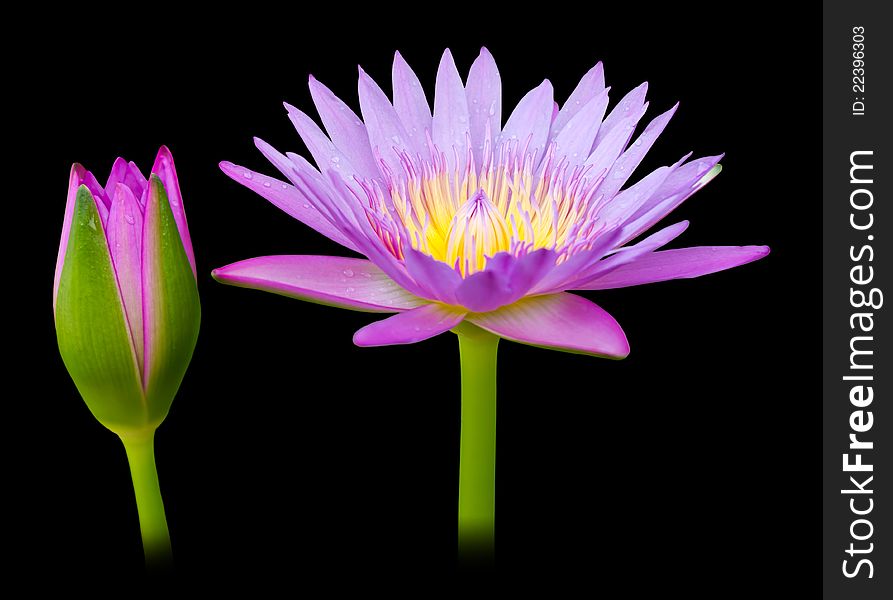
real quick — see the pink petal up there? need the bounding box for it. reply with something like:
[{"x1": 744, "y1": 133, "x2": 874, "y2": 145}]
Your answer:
[
  {"x1": 552, "y1": 62, "x2": 606, "y2": 136},
  {"x1": 403, "y1": 247, "x2": 463, "y2": 305},
  {"x1": 455, "y1": 249, "x2": 556, "y2": 312},
  {"x1": 308, "y1": 76, "x2": 381, "y2": 180},
  {"x1": 212, "y1": 255, "x2": 426, "y2": 313},
  {"x1": 252, "y1": 135, "x2": 298, "y2": 180},
  {"x1": 593, "y1": 82, "x2": 648, "y2": 149},
  {"x1": 552, "y1": 89, "x2": 609, "y2": 166},
  {"x1": 254, "y1": 136, "x2": 359, "y2": 230},
  {"x1": 357, "y1": 67, "x2": 413, "y2": 177},
  {"x1": 219, "y1": 159, "x2": 361, "y2": 254},
  {"x1": 126, "y1": 161, "x2": 149, "y2": 203},
  {"x1": 102, "y1": 158, "x2": 128, "y2": 206},
  {"x1": 81, "y1": 169, "x2": 108, "y2": 226},
  {"x1": 54, "y1": 164, "x2": 87, "y2": 311},
  {"x1": 273, "y1": 143, "x2": 374, "y2": 240},
  {"x1": 584, "y1": 104, "x2": 647, "y2": 174},
  {"x1": 284, "y1": 102, "x2": 363, "y2": 179},
  {"x1": 598, "y1": 103, "x2": 678, "y2": 201},
  {"x1": 432, "y1": 49, "x2": 470, "y2": 170},
  {"x1": 619, "y1": 155, "x2": 722, "y2": 245},
  {"x1": 391, "y1": 51, "x2": 432, "y2": 155},
  {"x1": 107, "y1": 183, "x2": 145, "y2": 367},
  {"x1": 500, "y1": 79, "x2": 554, "y2": 158},
  {"x1": 597, "y1": 154, "x2": 688, "y2": 225},
  {"x1": 530, "y1": 228, "x2": 625, "y2": 295},
  {"x1": 105, "y1": 157, "x2": 148, "y2": 206},
  {"x1": 353, "y1": 303, "x2": 465, "y2": 347},
  {"x1": 286, "y1": 150, "x2": 366, "y2": 227},
  {"x1": 578, "y1": 245, "x2": 770, "y2": 290},
  {"x1": 151, "y1": 146, "x2": 195, "y2": 276},
  {"x1": 468, "y1": 293, "x2": 629, "y2": 359},
  {"x1": 465, "y1": 47, "x2": 501, "y2": 168},
  {"x1": 259, "y1": 138, "x2": 369, "y2": 244},
  {"x1": 571, "y1": 221, "x2": 690, "y2": 287},
  {"x1": 455, "y1": 256, "x2": 513, "y2": 313},
  {"x1": 307, "y1": 165, "x2": 429, "y2": 298}
]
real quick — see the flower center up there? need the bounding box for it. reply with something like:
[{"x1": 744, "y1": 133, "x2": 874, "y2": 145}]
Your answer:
[
  {"x1": 444, "y1": 189, "x2": 510, "y2": 275},
  {"x1": 358, "y1": 138, "x2": 610, "y2": 276}
]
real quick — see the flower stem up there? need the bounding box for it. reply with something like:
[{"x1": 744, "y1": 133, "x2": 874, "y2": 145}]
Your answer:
[
  {"x1": 455, "y1": 323, "x2": 499, "y2": 562},
  {"x1": 120, "y1": 430, "x2": 172, "y2": 571}
]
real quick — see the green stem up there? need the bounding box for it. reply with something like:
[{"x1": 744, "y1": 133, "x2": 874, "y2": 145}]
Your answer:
[
  {"x1": 455, "y1": 323, "x2": 499, "y2": 561},
  {"x1": 120, "y1": 430, "x2": 171, "y2": 570}
]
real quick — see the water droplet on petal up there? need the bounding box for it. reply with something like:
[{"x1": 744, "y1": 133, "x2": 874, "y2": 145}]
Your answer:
[
  {"x1": 282, "y1": 183, "x2": 289, "y2": 189},
  {"x1": 331, "y1": 156, "x2": 340, "y2": 164},
  {"x1": 243, "y1": 172, "x2": 253, "y2": 179},
  {"x1": 263, "y1": 181, "x2": 272, "y2": 188},
  {"x1": 391, "y1": 135, "x2": 401, "y2": 144},
  {"x1": 125, "y1": 214, "x2": 135, "y2": 224},
  {"x1": 355, "y1": 120, "x2": 363, "y2": 126},
  {"x1": 361, "y1": 272, "x2": 372, "y2": 279},
  {"x1": 342, "y1": 268, "x2": 354, "y2": 277},
  {"x1": 413, "y1": 326, "x2": 421, "y2": 331},
  {"x1": 612, "y1": 170, "x2": 625, "y2": 179},
  {"x1": 634, "y1": 139, "x2": 643, "y2": 146},
  {"x1": 472, "y1": 98, "x2": 479, "y2": 105},
  {"x1": 346, "y1": 287, "x2": 355, "y2": 294},
  {"x1": 303, "y1": 203, "x2": 310, "y2": 209},
  {"x1": 488, "y1": 101, "x2": 496, "y2": 116}
]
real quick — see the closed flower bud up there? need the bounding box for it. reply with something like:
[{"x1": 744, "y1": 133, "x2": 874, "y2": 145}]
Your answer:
[{"x1": 54, "y1": 146, "x2": 199, "y2": 436}]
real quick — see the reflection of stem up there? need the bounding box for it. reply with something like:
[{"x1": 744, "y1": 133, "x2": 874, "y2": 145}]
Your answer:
[
  {"x1": 120, "y1": 430, "x2": 172, "y2": 571},
  {"x1": 455, "y1": 323, "x2": 499, "y2": 561}
]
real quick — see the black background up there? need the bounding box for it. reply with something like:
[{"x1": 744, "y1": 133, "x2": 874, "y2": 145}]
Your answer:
[{"x1": 15, "y1": 4, "x2": 819, "y2": 591}]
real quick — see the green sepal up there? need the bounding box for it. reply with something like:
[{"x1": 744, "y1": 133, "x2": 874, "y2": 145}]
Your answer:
[
  {"x1": 141, "y1": 175, "x2": 201, "y2": 426},
  {"x1": 55, "y1": 186, "x2": 148, "y2": 432}
]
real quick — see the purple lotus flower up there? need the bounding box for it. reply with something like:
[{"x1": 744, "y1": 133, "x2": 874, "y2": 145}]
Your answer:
[
  {"x1": 213, "y1": 49, "x2": 767, "y2": 355},
  {"x1": 214, "y1": 48, "x2": 769, "y2": 558}
]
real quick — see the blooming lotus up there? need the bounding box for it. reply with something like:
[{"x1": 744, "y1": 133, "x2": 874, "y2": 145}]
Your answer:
[
  {"x1": 54, "y1": 146, "x2": 199, "y2": 567},
  {"x1": 213, "y1": 48, "x2": 768, "y2": 557}
]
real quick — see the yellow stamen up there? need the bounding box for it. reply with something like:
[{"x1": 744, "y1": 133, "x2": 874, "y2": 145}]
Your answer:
[{"x1": 365, "y1": 143, "x2": 607, "y2": 276}]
